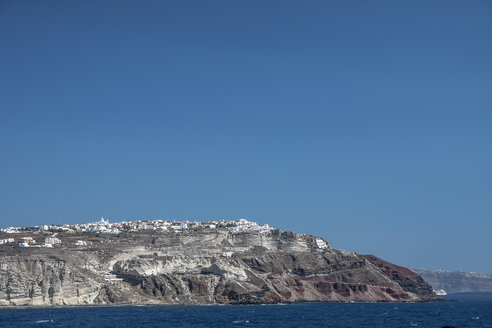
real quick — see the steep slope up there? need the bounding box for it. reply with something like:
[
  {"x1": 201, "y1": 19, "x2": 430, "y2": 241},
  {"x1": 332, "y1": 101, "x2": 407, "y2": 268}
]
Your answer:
[
  {"x1": 361, "y1": 255, "x2": 437, "y2": 301},
  {"x1": 0, "y1": 229, "x2": 440, "y2": 306}
]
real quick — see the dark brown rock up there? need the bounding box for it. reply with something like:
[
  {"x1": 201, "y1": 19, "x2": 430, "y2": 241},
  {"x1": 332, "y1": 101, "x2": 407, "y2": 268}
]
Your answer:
[{"x1": 0, "y1": 229, "x2": 441, "y2": 306}]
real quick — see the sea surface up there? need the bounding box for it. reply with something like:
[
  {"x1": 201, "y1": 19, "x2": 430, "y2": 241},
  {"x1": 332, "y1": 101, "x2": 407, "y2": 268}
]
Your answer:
[{"x1": 0, "y1": 294, "x2": 491, "y2": 327}]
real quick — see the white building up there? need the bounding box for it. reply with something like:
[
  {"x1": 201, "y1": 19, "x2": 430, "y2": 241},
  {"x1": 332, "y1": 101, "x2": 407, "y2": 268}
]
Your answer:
[
  {"x1": 21, "y1": 237, "x2": 34, "y2": 244},
  {"x1": 45, "y1": 237, "x2": 61, "y2": 245},
  {"x1": 316, "y1": 238, "x2": 328, "y2": 249},
  {"x1": 91, "y1": 225, "x2": 109, "y2": 233},
  {"x1": 99, "y1": 217, "x2": 110, "y2": 226}
]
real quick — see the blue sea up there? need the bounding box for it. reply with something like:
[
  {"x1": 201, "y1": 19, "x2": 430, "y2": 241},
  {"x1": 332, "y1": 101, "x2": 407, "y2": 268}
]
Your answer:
[{"x1": 0, "y1": 294, "x2": 491, "y2": 327}]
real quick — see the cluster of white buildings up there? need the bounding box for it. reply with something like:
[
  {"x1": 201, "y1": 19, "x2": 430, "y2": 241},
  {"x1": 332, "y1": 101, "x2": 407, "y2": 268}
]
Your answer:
[
  {"x1": 75, "y1": 218, "x2": 119, "y2": 234},
  {"x1": 1, "y1": 219, "x2": 332, "y2": 250},
  {"x1": 0, "y1": 218, "x2": 275, "y2": 248},
  {"x1": 0, "y1": 227, "x2": 22, "y2": 234},
  {"x1": 227, "y1": 218, "x2": 271, "y2": 233},
  {"x1": 17, "y1": 236, "x2": 62, "y2": 248},
  {"x1": 67, "y1": 217, "x2": 273, "y2": 234}
]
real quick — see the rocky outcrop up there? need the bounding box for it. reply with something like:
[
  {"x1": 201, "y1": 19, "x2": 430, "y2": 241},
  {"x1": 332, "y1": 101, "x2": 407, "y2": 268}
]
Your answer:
[
  {"x1": 0, "y1": 229, "x2": 440, "y2": 306},
  {"x1": 361, "y1": 255, "x2": 437, "y2": 301},
  {"x1": 0, "y1": 256, "x2": 101, "y2": 306}
]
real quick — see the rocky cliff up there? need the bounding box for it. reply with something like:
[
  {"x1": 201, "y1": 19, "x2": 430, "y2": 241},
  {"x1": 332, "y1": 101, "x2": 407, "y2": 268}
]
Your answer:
[
  {"x1": 410, "y1": 268, "x2": 492, "y2": 294},
  {"x1": 0, "y1": 229, "x2": 440, "y2": 306}
]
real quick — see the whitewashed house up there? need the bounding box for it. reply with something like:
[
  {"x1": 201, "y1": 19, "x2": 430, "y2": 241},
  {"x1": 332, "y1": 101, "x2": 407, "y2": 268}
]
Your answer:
[
  {"x1": 45, "y1": 236, "x2": 61, "y2": 246},
  {"x1": 316, "y1": 239, "x2": 327, "y2": 249}
]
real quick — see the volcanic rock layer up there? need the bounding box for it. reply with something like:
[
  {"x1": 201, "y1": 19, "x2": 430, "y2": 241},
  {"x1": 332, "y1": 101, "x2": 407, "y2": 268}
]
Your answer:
[{"x1": 0, "y1": 229, "x2": 440, "y2": 306}]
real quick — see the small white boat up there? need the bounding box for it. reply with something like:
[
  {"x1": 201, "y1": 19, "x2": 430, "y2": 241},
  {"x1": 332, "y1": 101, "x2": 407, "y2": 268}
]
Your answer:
[{"x1": 434, "y1": 289, "x2": 447, "y2": 296}]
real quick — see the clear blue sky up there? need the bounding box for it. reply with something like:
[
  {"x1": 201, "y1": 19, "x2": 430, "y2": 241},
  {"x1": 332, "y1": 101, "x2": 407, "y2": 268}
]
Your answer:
[{"x1": 1, "y1": 0, "x2": 491, "y2": 273}]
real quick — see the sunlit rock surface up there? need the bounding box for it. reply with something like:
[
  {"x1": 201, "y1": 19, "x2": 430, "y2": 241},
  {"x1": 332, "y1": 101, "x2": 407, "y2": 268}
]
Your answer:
[{"x1": 0, "y1": 229, "x2": 441, "y2": 306}]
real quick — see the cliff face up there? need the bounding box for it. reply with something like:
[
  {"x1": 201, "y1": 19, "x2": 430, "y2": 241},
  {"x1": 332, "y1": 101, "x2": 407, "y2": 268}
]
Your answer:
[
  {"x1": 360, "y1": 255, "x2": 437, "y2": 301},
  {"x1": 410, "y1": 268, "x2": 492, "y2": 294},
  {"x1": 0, "y1": 256, "x2": 101, "y2": 306},
  {"x1": 0, "y1": 230, "x2": 440, "y2": 306}
]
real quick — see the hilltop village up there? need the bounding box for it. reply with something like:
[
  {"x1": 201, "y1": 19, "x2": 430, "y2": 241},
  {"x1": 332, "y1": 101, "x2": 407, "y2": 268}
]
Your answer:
[
  {"x1": 0, "y1": 218, "x2": 326, "y2": 249},
  {"x1": 0, "y1": 216, "x2": 439, "y2": 305},
  {"x1": 0, "y1": 217, "x2": 329, "y2": 250}
]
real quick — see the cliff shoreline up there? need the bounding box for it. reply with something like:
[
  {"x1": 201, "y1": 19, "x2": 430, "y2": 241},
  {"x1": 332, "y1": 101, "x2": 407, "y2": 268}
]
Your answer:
[{"x1": 0, "y1": 226, "x2": 441, "y2": 306}]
